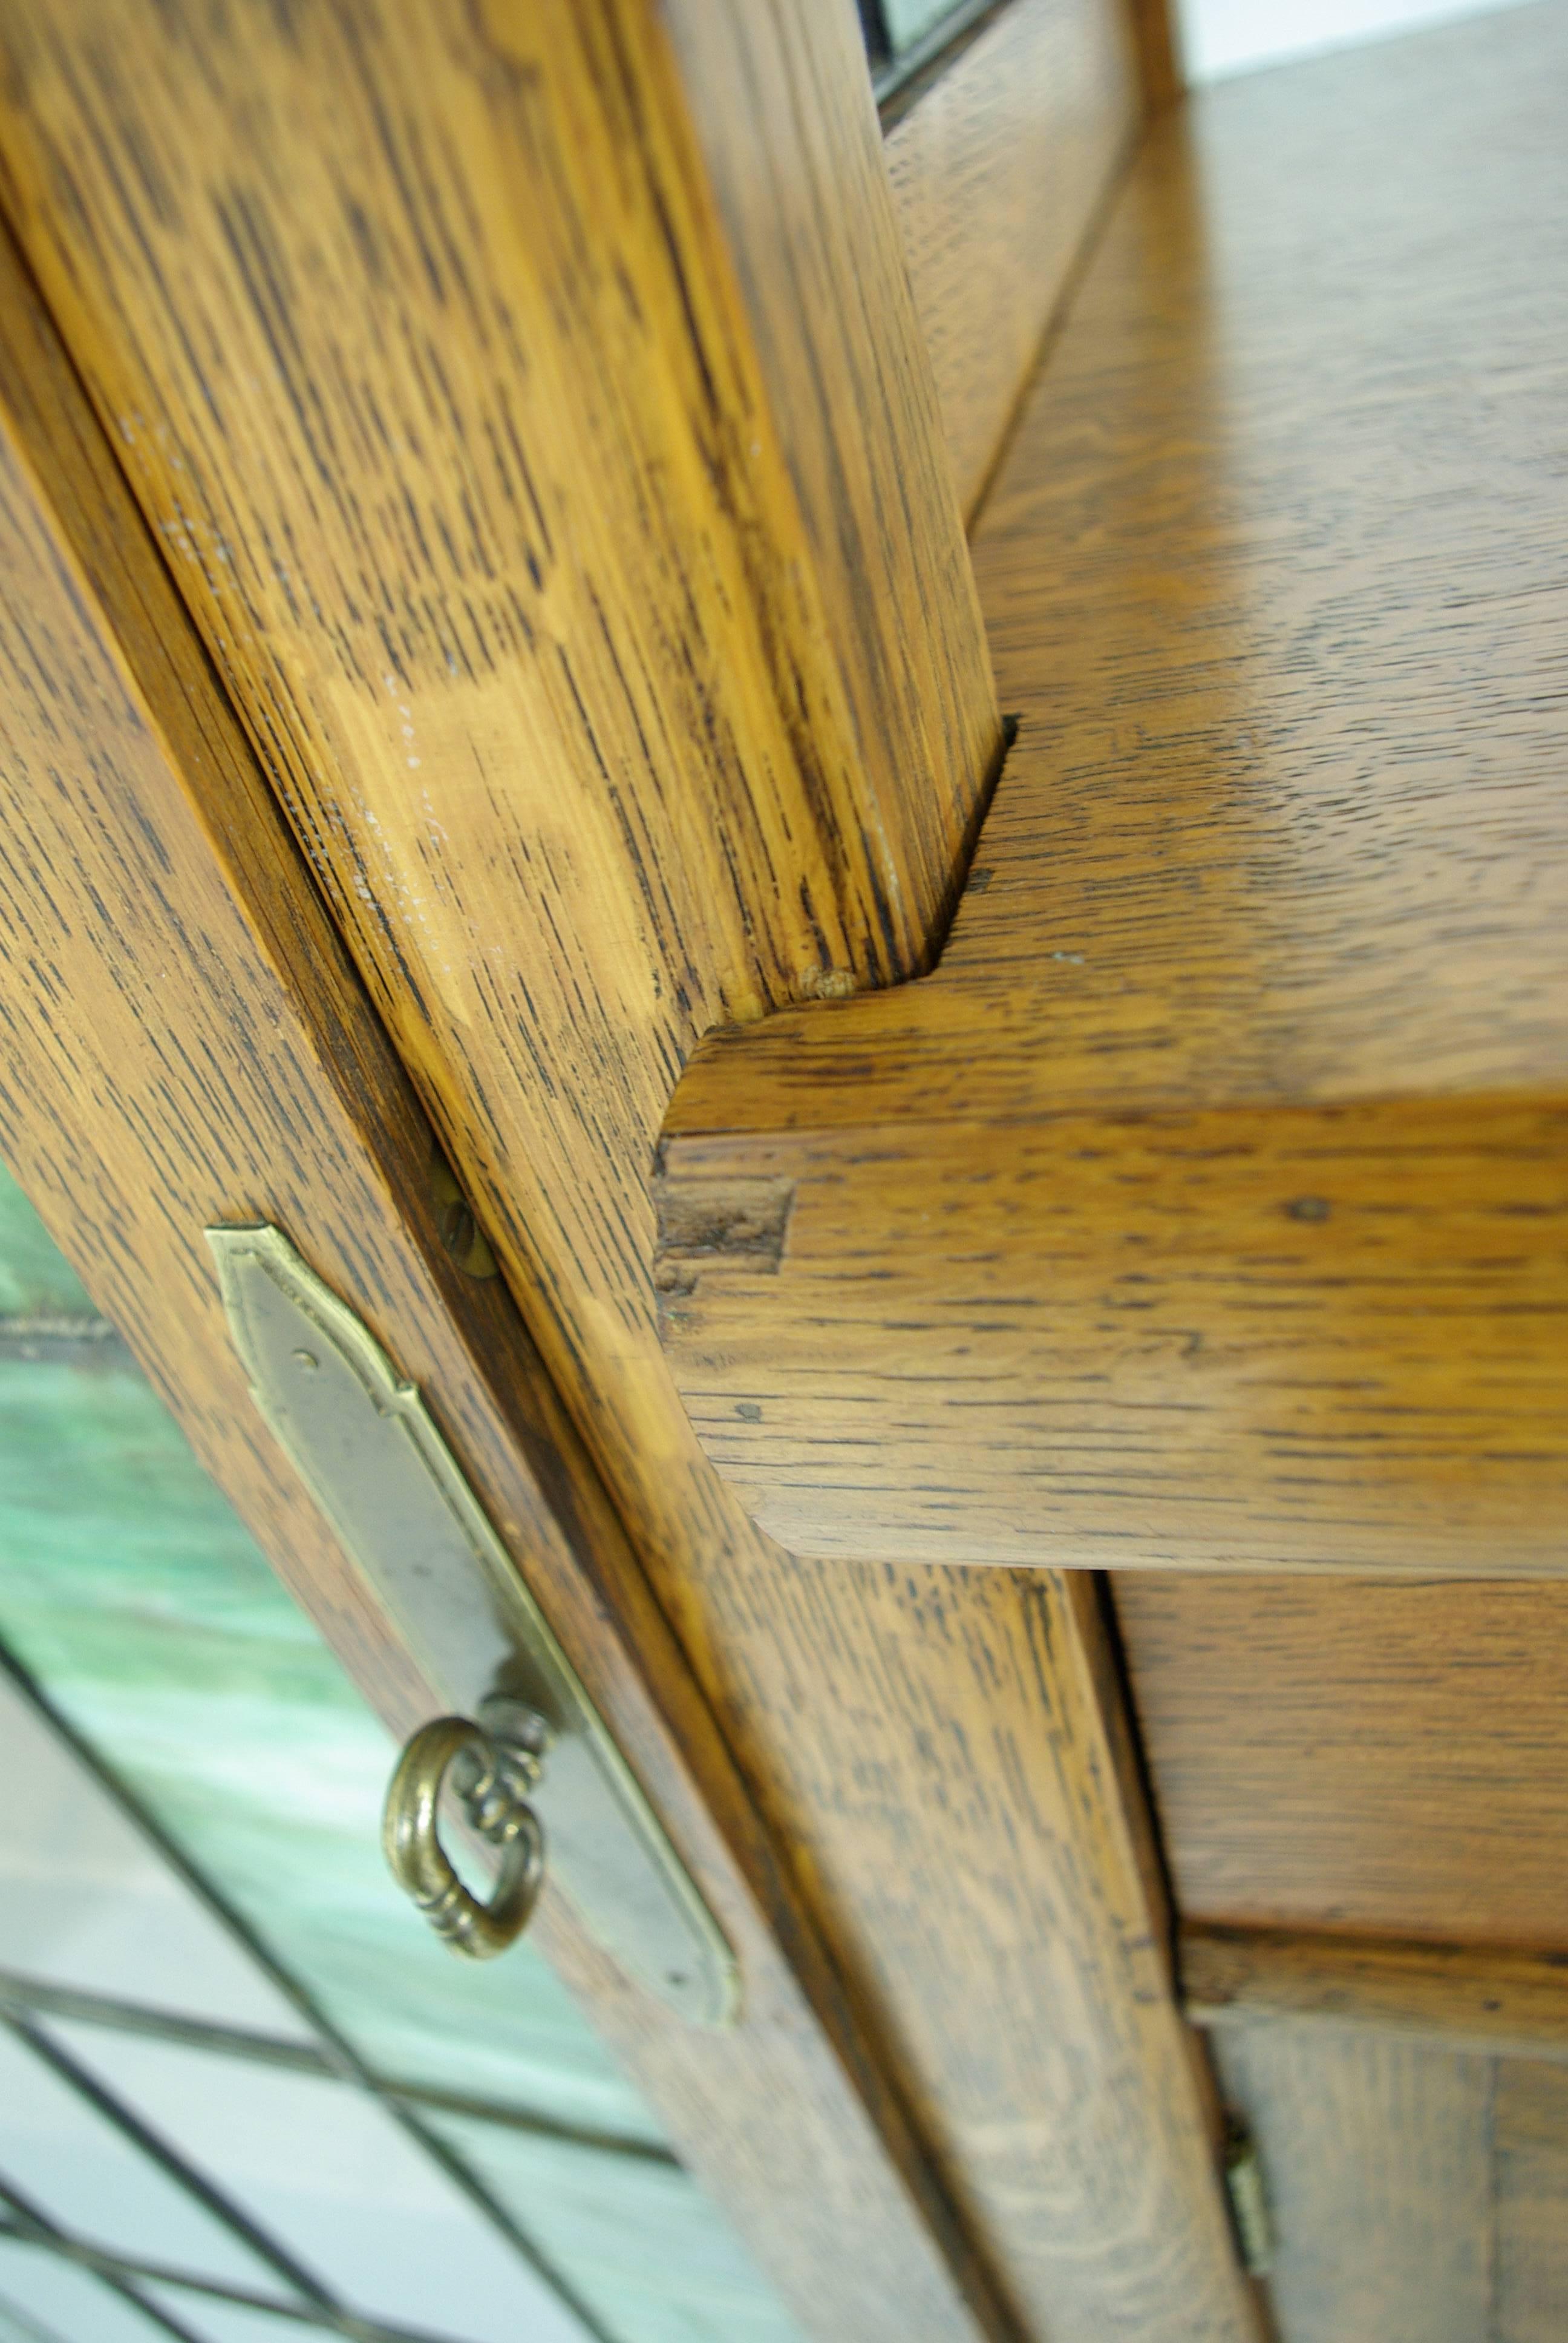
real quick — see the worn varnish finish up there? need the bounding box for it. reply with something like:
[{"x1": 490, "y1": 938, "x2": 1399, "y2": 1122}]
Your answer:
[
  {"x1": 1185, "y1": 1925, "x2": 1568, "y2": 2066},
  {"x1": 0, "y1": 234, "x2": 1005, "y2": 2343},
  {"x1": 1215, "y1": 2030, "x2": 1495, "y2": 2343},
  {"x1": 0, "y1": 0, "x2": 998, "y2": 1031},
  {"x1": 1119, "y1": 1575, "x2": 1568, "y2": 1950},
  {"x1": 0, "y1": 2, "x2": 1259, "y2": 2331},
  {"x1": 885, "y1": 0, "x2": 1140, "y2": 517},
  {"x1": 656, "y1": 5, "x2": 1568, "y2": 1575}
]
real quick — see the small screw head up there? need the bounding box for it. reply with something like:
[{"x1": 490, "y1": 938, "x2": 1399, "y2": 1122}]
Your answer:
[
  {"x1": 430, "y1": 1159, "x2": 498, "y2": 1278},
  {"x1": 439, "y1": 1195, "x2": 477, "y2": 1257}
]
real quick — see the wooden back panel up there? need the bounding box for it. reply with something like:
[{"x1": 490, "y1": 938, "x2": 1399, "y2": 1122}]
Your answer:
[
  {"x1": 886, "y1": 0, "x2": 1142, "y2": 519},
  {"x1": 1118, "y1": 1573, "x2": 1568, "y2": 1949},
  {"x1": 1198, "y1": 2033, "x2": 1568, "y2": 2339}
]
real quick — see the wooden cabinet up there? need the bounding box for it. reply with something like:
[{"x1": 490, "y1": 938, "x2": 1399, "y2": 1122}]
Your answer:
[{"x1": 0, "y1": 1, "x2": 1563, "y2": 2335}]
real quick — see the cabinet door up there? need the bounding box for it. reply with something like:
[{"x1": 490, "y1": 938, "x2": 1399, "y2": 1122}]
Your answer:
[{"x1": 0, "y1": 5, "x2": 1258, "y2": 2341}]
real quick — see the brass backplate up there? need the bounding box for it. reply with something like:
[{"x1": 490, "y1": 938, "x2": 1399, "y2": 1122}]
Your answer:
[{"x1": 209, "y1": 1224, "x2": 737, "y2": 2025}]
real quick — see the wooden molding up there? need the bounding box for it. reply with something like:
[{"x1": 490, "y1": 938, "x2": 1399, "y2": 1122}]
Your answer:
[
  {"x1": 1186, "y1": 1923, "x2": 1568, "y2": 2066},
  {"x1": 665, "y1": 0, "x2": 1002, "y2": 886},
  {"x1": 655, "y1": 1089, "x2": 1568, "y2": 1573}
]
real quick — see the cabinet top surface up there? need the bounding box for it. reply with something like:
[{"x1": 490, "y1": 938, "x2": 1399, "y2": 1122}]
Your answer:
[{"x1": 670, "y1": 1, "x2": 1568, "y2": 1139}]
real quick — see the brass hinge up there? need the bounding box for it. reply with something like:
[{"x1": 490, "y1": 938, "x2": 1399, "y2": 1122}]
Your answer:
[{"x1": 1225, "y1": 2119, "x2": 1276, "y2": 2276}]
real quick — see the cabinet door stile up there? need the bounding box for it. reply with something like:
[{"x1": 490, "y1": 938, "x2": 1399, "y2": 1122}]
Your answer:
[{"x1": 0, "y1": 221, "x2": 1004, "y2": 2343}]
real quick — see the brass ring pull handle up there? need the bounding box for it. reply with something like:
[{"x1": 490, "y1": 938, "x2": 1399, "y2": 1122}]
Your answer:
[
  {"x1": 215, "y1": 1229, "x2": 733, "y2": 2017},
  {"x1": 382, "y1": 1709, "x2": 547, "y2": 1961}
]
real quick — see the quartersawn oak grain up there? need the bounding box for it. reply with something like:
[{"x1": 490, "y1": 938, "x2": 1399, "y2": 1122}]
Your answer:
[
  {"x1": 1117, "y1": 1575, "x2": 1568, "y2": 1951},
  {"x1": 655, "y1": 4, "x2": 1568, "y2": 1575},
  {"x1": 885, "y1": 0, "x2": 1140, "y2": 518},
  {"x1": 665, "y1": 0, "x2": 1001, "y2": 812},
  {"x1": 1184, "y1": 1925, "x2": 1568, "y2": 2066},
  {"x1": 0, "y1": 228, "x2": 1002, "y2": 2343},
  {"x1": 0, "y1": 1, "x2": 1257, "y2": 2331},
  {"x1": 658, "y1": 1092, "x2": 1568, "y2": 1572}
]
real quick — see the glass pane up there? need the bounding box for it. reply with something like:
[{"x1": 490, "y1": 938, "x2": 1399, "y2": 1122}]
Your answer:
[
  {"x1": 0, "y1": 1192, "x2": 97, "y2": 1319},
  {"x1": 135, "y1": 2290, "x2": 333, "y2": 2343},
  {"x1": 0, "y1": 1159, "x2": 804, "y2": 2343},
  {"x1": 0, "y1": 2027, "x2": 299, "y2": 2296},
  {"x1": 0, "y1": 2239, "x2": 172, "y2": 2343},
  {"x1": 883, "y1": 0, "x2": 968, "y2": 54},
  {"x1": 422, "y1": 2114, "x2": 806, "y2": 2343},
  {"x1": 0, "y1": 1164, "x2": 655, "y2": 2143},
  {"x1": 0, "y1": 2283, "x2": 63, "y2": 2343},
  {"x1": 43, "y1": 2027, "x2": 593, "y2": 2343},
  {"x1": 0, "y1": 1671, "x2": 310, "y2": 2042}
]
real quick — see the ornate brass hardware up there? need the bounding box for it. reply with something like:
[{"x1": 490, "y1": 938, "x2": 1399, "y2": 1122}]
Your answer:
[
  {"x1": 209, "y1": 1225, "x2": 737, "y2": 2022},
  {"x1": 383, "y1": 1703, "x2": 547, "y2": 1960}
]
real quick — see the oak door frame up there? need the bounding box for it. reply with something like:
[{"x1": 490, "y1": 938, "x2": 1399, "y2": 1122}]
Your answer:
[{"x1": 0, "y1": 4, "x2": 1254, "y2": 2336}]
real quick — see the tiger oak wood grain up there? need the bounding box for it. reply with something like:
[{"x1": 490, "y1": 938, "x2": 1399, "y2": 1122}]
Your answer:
[
  {"x1": 657, "y1": 1092, "x2": 1568, "y2": 1571},
  {"x1": 0, "y1": 2, "x2": 1258, "y2": 2330},
  {"x1": 1118, "y1": 1575, "x2": 1568, "y2": 1950},
  {"x1": 0, "y1": 226, "x2": 1005, "y2": 2343},
  {"x1": 1214, "y1": 2030, "x2": 1495, "y2": 2343},
  {"x1": 885, "y1": 0, "x2": 1140, "y2": 519},
  {"x1": 655, "y1": 4, "x2": 1568, "y2": 1575},
  {"x1": 696, "y1": 1559, "x2": 1266, "y2": 2336},
  {"x1": 1184, "y1": 1925, "x2": 1568, "y2": 2066}
]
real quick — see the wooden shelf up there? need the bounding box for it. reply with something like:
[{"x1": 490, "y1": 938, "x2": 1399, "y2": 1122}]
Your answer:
[{"x1": 655, "y1": 2, "x2": 1568, "y2": 1576}]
